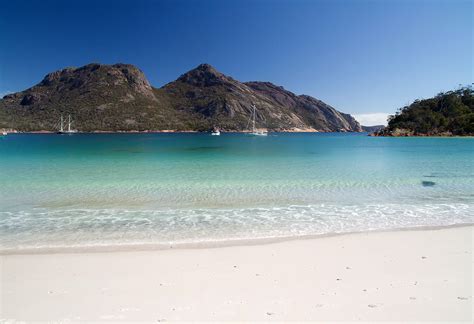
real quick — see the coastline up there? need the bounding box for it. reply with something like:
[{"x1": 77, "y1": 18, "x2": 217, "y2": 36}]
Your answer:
[
  {"x1": 2, "y1": 129, "x2": 322, "y2": 135},
  {"x1": 1, "y1": 128, "x2": 347, "y2": 134},
  {"x1": 4, "y1": 130, "x2": 474, "y2": 137},
  {"x1": 2, "y1": 226, "x2": 472, "y2": 322},
  {"x1": 370, "y1": 133, "x2": 474, "y2": 138},
  {"x1": 1, "y1": 222, "x2": 472, "y2": 256}
]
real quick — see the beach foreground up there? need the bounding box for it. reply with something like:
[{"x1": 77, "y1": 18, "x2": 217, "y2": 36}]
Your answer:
[{"x1": 1, "y1": 226, "x2": 472, "y2": 322}]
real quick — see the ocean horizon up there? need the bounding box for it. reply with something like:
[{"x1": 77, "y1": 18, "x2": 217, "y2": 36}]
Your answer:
[{"x1": 1, "y1": 132, "x2": 473, "y2": 253}]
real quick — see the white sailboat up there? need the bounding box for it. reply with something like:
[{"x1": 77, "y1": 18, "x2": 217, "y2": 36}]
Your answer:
[
  {"x1": 211, "y1": 129, "x2": 221, "y2": 136},
  {"x1": 57, "y1": 115, "x2": 65, "y2": 134},
  {"x1": 57, "y1": 115, "x2": 77, "y2": 134},
  {"x1": 66, "y1": 115, "x2": 77, "y2": 134},
  {"x1": 249, "y1": 104, "x2": 268, "y2": 136}
]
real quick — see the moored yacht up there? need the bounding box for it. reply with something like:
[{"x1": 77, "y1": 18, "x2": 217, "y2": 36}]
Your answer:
[
  {"x1": 248, "y1": 104, "x2": 268, "y2": 136},
  {"x1": 57, "y1": 115, "x2": 78, "y2": 134}
]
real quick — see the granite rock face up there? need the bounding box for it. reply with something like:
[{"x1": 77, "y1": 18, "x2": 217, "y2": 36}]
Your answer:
[{"x1": 0, "y1": 63, "x2": 362, "y2": 132}]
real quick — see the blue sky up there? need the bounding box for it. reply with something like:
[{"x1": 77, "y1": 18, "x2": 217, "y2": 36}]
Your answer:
[{"x1": 1, "y1": 0, "x2": 471, "y2": 125}]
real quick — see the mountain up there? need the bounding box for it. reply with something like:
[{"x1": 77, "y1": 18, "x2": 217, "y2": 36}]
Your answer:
[
  {"x1": 0, "y1": 63, "x2": 178, "y2": 131},
  {"x1": 361, "y1": 125, "x2": 384, "y2": 133},
  {"x1": 376, "y1": 87, "x2": 474, "y2": 136},
  {"x1": 0, "y1": 63, "x2": 362, "y2": 132}
]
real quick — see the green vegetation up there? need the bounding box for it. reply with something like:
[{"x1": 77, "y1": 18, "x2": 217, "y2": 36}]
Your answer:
[
  {"x1": 0, "y1": 63, "x2": 362, "y2": 132},
  {"x1": 380, "y1": 87, "x2": 474, "y2": 136}
]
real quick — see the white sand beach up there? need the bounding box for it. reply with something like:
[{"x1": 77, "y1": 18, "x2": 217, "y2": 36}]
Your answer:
[{"x1": 1, "y1": 226, "x2": 472, "y2": 322}]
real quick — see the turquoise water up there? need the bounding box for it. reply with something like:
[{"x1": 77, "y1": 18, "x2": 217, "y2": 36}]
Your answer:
[{"x1": 0, "y1": 133, "x2": 473, "y2": 252}]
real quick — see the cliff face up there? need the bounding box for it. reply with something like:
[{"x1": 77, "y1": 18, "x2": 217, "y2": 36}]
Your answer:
[
  {"x1": 244, "y1": 82, "x2": 362, "y2": 131},
  {"x1": 0, "y1": 63, "x2": 362, "y2": 132}
]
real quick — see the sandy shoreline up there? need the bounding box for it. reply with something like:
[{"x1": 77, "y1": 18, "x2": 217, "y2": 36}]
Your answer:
[
  {"x1": 1, "y1": 223, "x2": 472, "y2": 256},
  {"x1": 1, "y1": 226, "x2": 472, "y2": 322}
]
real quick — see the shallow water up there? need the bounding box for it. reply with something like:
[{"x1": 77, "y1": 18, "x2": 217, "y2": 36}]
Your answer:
[{"x1": 1, "y1": 133, "x2": 473, "y2": 252}]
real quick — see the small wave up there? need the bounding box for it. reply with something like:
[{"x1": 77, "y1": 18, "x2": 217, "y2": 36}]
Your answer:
[{"x1": 1, "y1": 203, "x2": 473, "y2": 253}]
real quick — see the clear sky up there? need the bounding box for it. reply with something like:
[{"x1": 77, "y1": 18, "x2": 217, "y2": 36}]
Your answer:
[{"x1": 1, "y1": 0, "x2": 472, "y2": 125}]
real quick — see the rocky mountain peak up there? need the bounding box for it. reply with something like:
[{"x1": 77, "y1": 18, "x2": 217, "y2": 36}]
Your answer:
[
  {"x1": 37, "y1": 63, "x2": 154, "y2": 99},
  {"x1": 195, "y1": 63, "x2": 218, "y2": 72},
  {"x1": 176, "y1": 63, "x2": 232, "y2": 87},
  {"x1": 39, "y1": 67, "x2": 77, "y2": 86},
  {"x1": 0, "y1": 62, "x2": 362, "y2": 132},
  {"x1": 110, "y1": 63, "x2": 154, "y2": 97}
]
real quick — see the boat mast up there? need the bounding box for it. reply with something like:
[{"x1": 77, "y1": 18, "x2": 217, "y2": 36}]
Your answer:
[
  {"x1": 252, "y1": 104, "x2": 256, "y2": 132},
  {"x1": 60, "y1": 115, "x2": 64, "y2": 132},
  {"x1": 68, "y1": 115, "x2": 71, "y2": 132}
]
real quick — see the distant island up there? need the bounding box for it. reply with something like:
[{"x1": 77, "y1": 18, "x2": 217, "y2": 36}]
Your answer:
[
  {"x1": 0, "y1": 63, "x2": 363, "y2": 133},
  {"x1": 375, "y1": 87, "x2": 473, "y2": 136}
]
